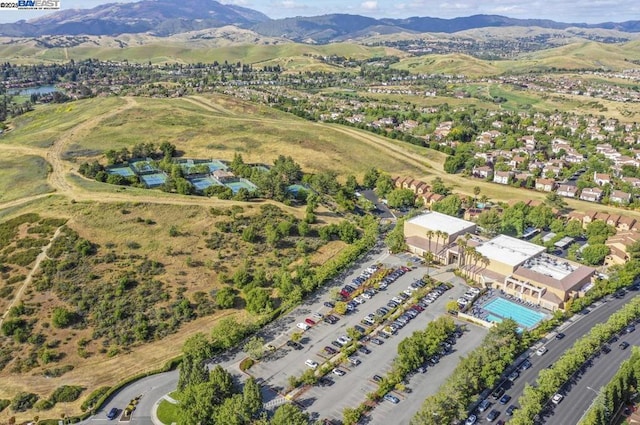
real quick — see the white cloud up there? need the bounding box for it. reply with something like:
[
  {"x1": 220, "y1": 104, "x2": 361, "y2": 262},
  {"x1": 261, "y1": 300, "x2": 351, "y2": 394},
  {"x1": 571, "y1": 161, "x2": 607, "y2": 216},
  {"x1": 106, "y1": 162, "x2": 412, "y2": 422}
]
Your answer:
[{"x1": 361, "y1": 1, "x2": 378, "y2": 11}]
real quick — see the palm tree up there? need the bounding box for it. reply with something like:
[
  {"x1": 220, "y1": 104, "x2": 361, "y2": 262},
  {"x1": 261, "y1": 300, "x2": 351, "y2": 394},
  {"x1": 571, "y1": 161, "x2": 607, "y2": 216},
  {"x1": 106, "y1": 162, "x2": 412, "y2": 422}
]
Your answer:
[
  {"x1": 424, "y1": 251, "x2": 434, "y2": 278},
  {"x1": 426, "y1": 230, "x2": 434, "y2": 255},
  {"x1": 457, "y1": 238, "x2": 468, "y2": 267}
]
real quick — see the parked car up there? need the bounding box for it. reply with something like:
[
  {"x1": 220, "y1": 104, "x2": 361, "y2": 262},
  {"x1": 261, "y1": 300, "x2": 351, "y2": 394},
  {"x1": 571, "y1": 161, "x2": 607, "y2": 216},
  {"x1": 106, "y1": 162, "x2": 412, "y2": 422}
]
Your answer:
[
  {"x1": 324, "y1": 301, "x2": 335, "y2": 308},
  {"x1": 492, "y1": 387, "x2": 505, "y2": 400},
  {"x1": 358, "y1": 346, "x2": 371, "y2": 354},
  {"x1": 506, "y1": 405, "x2": 518, "y2": 416},
  {"x1": 519, "y1": 359, "x2": 532, "y2": 370},
  {"x1": 464, "y1": 415, "x2": 477, "y2": 425},
  {"x1": 552, "y1": 394, "x2": 564, "y2": 405},
  {"x1": 620, "y1": 341, "x2": 630, "y2": 350},
  {"x1": 508, "y1": 371, "x2": 519, "y2": 382},
  {"x1": 333, "y1": 368, "x2": 346, "y2": 376},
  {"x1": 324, "y1": 346, "x2": 337, "y2": 355},
  {"x1": 555, "y1": 332, "x2": 565, "y2": 339},
  {"x1": 371, "y1": 337, "x2": 384, "y2": 345},
  {"x1": 383, "y1": 394, "x2": 400, "y2": 404},
  {"x1": 287, "y1": 340, "x2": 303, "y2": 350},
  {"x1": 304, "y1": 318, "x2": 316, "y2": 326},
  {"x1": 478, "y1": 399, "x2": 491, "y2": 413},
  {"x1": 487, "y1": 410, "x2": 500, "y2": 422},
  {"x1": 348, "y1": 356, "x2": 361, "y2": 366},
  {"x1": 305, "y1": 359, "x2": 318, "y2": 369},
  {"x1": 499, "y1": 394, "x2": 511, "y2": 405},
  {"x1": 297, "y1": 322, "x2": 310, "y2": 331},
  {"x1": 107, "y1": 408, "x2": 119, "y2": 420},
  {"x1": 332, "y1": 341, "x2": 344, "y2": 349},
  {"x1": 372, "y1": 374, "x2": 383, "y2": 383}
]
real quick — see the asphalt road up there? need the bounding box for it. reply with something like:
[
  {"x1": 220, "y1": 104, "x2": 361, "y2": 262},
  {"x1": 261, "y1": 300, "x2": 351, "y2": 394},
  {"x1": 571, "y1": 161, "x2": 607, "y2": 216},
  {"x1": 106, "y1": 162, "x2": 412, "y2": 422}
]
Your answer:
[{"x1": 469, "y1": 289, "x2": 640, "y2": 425}]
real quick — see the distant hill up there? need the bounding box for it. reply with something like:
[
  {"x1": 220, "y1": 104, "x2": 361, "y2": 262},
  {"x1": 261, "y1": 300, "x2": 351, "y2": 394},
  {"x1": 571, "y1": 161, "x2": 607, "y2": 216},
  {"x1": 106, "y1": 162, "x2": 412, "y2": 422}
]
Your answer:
[
  {"x1": 0, "y1": 0, "x2": 269, "y2": 37},
  {"x1": 0, "y1": 0, "x2": 639, "y2": 42},
  {"x1": 251, "y1": 14, "x2": 640, "y2": 44}
]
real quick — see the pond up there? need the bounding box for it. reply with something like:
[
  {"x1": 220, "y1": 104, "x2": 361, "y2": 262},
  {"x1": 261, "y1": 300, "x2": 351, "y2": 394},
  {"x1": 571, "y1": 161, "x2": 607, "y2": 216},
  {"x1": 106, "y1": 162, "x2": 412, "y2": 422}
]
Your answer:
[{"x1": 7, "y1": 85, "x2": 59, "y2": 96}]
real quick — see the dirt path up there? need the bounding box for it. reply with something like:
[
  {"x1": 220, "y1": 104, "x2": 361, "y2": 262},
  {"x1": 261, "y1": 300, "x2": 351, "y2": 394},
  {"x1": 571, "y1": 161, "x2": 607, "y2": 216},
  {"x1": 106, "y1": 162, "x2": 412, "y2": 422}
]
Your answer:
[
  {"x1": 46, "y1": 96, "x2": 138, "y2": 194},
  {"x1": 181, "y1": 95, "x2": 237, "y2": 116},
  {"x1": 0, "y1": 226, "x2": 63, "y2": 327}
]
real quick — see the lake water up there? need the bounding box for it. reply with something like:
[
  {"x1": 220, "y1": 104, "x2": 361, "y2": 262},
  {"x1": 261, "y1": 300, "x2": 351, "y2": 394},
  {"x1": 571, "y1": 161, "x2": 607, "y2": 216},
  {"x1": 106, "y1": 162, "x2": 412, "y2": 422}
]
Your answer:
[{"x1": 8, "y1": 85, "x2": 59, "y2": 96}]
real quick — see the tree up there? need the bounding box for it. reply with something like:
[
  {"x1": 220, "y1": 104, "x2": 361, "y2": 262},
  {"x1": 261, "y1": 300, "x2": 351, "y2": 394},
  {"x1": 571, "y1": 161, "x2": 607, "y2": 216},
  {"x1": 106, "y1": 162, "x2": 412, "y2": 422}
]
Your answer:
[
  {"x1": 363, "y1": 167, "x2": 380, "y2": 189},
  {"x1": 210, "y1": 317, "x2": 246, "y2": 350},
  {"x1": 581, "y1": 244, "x2": 610, "y2": 266},
  {"x1": 215, "y1": 287, "x2": 236, "y2": 309},
  {"x1": 375, "y1": 173, "x2": 395, "y2": 197},
  {"x1": 243, "y1": 336, "x2": 266, "y2": 360},
  {"x1": 271, "y1": 404, "x2": 309, "y2": 425},
  {"x1": 431, "y1": 177, "x2": 450, "y2": 195},
  {"x1": 208, "y1": 365, "x2": 234, "y2": 402},
  {"x1": 51, "y1": 307, "x2": 75, "y2": 328},
  {"x1": 476, "y1": 209, "x2": 502, "y2": 235},
  {"x1": 345, "y1": 174, "x2": 358, "y2": 193},
  {"x1": 432, "y1": 195, "x2": 462, "y2": 217},
  {"x1": 178, "y1": 333, "x2": 213, "y2": 391},
  {"x1": 213, "y1": 394, "x2": 247, "y2": 425},
  {"x1": 545, "y1": 192, "x2": 568, "y2": 211},
  {"x1": 242, "y1": 378, "x2": 262, "y2": 419},
  {"x1": 334, "y1": 301, "x2": 348, "y2": 315},
  {"x1": 387, "y1": 188, "x2": 416, "y2": 209},
  {"x1": 245, "y1": 288, "x2": 271, "y2": 315}
]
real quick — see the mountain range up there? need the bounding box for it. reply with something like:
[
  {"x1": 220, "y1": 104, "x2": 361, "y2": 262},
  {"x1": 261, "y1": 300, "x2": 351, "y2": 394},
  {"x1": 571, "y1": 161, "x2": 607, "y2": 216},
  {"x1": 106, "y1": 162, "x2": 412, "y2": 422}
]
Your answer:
[{"x1": 1, "y1": 0, "x2": 639, "y2": 42}]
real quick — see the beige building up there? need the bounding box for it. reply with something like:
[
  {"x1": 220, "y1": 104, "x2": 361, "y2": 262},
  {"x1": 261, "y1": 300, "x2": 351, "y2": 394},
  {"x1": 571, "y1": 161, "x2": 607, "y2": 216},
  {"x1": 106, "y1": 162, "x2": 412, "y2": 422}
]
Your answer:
[
  {"x1": 469, "y1": 235, "x2": 595, "y2": 310},
  {"x1": 404, "y1": 212, "x2": 476, "y2": 264}
]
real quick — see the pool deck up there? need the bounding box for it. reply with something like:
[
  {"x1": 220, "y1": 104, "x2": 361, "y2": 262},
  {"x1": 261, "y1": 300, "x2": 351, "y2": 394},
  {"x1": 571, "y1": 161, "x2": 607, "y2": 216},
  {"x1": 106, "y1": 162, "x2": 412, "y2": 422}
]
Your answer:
[{"x1": 467, "y1": 290, "x2": 549, "y2": 330}]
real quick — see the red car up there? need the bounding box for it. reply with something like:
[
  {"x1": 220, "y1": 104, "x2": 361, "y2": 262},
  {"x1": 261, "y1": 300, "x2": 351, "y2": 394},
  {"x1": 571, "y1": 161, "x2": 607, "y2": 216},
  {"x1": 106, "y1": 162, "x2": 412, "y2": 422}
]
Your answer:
[
  {"x1": 412, "y1": 305, "x2": 425, "y2": 312},
  {"x1": 305, "y1": 318, "x2": 316, "y2": 326}
]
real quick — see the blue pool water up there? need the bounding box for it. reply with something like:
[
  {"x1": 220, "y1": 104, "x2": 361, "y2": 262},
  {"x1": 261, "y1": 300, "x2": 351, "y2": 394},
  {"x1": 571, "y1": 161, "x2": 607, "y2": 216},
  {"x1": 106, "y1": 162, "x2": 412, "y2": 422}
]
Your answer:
[
  {"x1": 483, "y1": 297, "x2": 546, "y2": 329},
  {"x1": 486, "y1": 314, "x2": 503, "y2": 324}
]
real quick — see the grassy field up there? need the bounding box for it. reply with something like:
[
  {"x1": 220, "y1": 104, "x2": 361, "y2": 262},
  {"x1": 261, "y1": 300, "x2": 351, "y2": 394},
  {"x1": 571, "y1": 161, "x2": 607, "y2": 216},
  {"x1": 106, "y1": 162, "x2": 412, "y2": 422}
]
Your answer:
[
  {"x1": 157, "y1": 399, "x2": 180, "y2": 425},
  {"x1": 0, "y1": 153, "x2": 53, "y2": 202},
  {"x1": 63, "y1": 95, "x2": 427, "y2": 178},
  {"x1": 0, "y1": 39, "x2": 402, "y2": 65},
  {"x1": 3, "y1": 97, "x2": 126, "y2": 148}
]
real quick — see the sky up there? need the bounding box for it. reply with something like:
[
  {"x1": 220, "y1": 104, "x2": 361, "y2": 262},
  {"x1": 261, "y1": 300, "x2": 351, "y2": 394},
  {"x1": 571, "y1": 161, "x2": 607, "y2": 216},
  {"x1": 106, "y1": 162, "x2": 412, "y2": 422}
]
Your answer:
[{"x1": 0, "y1": 0, "x2": 638, "y2": 24}]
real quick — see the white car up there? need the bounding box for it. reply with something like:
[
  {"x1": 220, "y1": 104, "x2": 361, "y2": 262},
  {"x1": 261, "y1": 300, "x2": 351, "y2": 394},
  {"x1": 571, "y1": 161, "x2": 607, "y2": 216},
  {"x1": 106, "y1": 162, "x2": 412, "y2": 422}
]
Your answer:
[
  {"x1": 305, "y1": 359, "x2": 319, "y2": 369},
  {"x1": 536, "y1": 346, "x2": 548, "y2": 356},
  {"x1": 297, "y1": 322, "x2": 310, "y2": 331},
  {"x1": 354, "y1": 296, "x2": 365, "y2": 304},
  {"x1": 361, "y1": 292, "x2": 372, "y2": 299},
  {"x1": 312, "y1": 312, "x2": 324, "y2": 320},
  {"x1": 552, "y1": 393, "x2": 564, "y2": 405}
]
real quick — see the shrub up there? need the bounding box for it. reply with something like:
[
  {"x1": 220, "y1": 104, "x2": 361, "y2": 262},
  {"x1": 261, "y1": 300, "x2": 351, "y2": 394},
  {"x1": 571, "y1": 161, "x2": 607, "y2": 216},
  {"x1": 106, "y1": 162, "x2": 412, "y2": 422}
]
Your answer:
[
  {"x1": 0, "y1": 399, "x2": 9, "y2": 412},
  {"x1": 34, "y1": 399, "x2": 53, "y2": 411},
  {"x1": 81, "y1": 387, "x2": 110, "y2": 412},
  {"x1": 50, "y1": 385, "x2": 84, "y2": 403},
  {"x1": 10, "y1": 392, "x2": 39, "y2": 412},
  {"x1": 239, "y1": 357, "x2": 255, "y2": 371}
]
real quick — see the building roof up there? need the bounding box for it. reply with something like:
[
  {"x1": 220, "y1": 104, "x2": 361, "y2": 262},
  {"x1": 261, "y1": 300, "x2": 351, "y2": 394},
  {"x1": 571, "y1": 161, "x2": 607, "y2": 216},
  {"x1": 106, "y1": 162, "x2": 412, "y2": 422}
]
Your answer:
[
  {"x1": 475, "y1": 235, "x2": 546, "y2": 267},
  {"x1": 514, "y1": 255, "x2": 595, "y2": 292},
  {"x1": 406, "y1": 211, "x2": 475, "y2": 235}
]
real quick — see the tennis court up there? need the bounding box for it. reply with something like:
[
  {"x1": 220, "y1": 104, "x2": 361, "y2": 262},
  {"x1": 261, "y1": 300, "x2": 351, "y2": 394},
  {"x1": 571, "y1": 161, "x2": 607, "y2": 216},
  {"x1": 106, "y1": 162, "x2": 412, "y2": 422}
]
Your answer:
[
  {"x1": 140, "y1": 173, "x2": 167, "y2": 188},
  {"x1": 189, "y1": 176, "x2": 221, "y2": 191},
  {"x1": 226, "y1": 180, "x2": 257, "y2": 193},
  {"x1": 131, "y1": 160, "x2": 157, "y2": 174},
  {"x1": 107, "y1": 166, "x2": 135, "y2": 177}
]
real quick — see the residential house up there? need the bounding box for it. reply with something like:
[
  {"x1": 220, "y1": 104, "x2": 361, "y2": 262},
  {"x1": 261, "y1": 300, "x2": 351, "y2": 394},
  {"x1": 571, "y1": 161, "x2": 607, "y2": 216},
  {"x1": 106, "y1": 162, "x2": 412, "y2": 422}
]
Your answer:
[
  {"x1": 580, "y1": 187, "x2": 603, "y2": 202},
  {"x1": 535, "y1": 178, "x2": 556, "y2": 192},
  {"x1": 610, "y1": 190, "x2": 632, "y2": 204},
  {"x1": 472, "y1": 166, "x2": 492, "y2": 179},
  {"x1": 617, "y1": 216, "x2": 637, "y2": 232},
  {"x1": 593, "y1": 172, "x2": 611, "y2": 186},
  {"x1": 493, "y1": 171, "x2": 513, "y2": 185},
  {"x1": 605, "y1": 231, "x2": 640, "y2": 265},
  {"x1": 557, "y1": 184, "x2": 578, "y2": 198},
  {"x1": 622, "y1": 177, "x2": 640, "y2": 189}
]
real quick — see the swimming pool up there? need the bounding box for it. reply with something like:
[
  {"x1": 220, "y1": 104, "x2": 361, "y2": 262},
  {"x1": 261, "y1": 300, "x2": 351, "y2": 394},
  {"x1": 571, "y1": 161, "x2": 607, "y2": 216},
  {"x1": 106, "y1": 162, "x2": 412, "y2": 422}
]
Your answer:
[
  {"x1": 483, "y1": 297, "x2": 546, "y2": 329},
  {"x1": 485, "y1": 313, "x2": 503, "y2": 324}
]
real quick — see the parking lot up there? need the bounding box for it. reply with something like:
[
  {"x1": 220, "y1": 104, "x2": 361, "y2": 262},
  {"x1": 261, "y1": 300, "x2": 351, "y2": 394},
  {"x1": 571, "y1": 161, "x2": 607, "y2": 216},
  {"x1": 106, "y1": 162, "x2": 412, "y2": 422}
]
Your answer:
[{"x1": 247, "y1": 252, "x2": 487, "y2": 423}]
